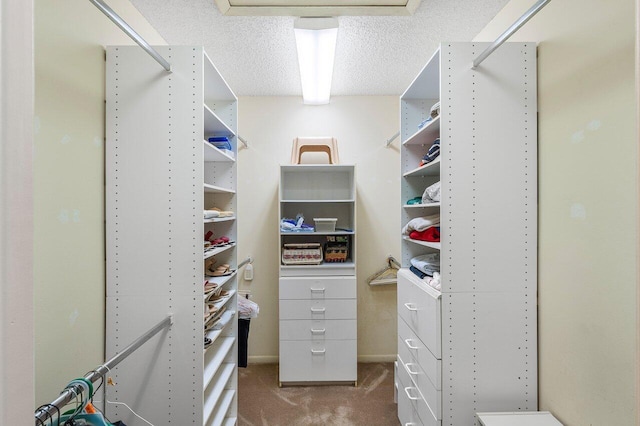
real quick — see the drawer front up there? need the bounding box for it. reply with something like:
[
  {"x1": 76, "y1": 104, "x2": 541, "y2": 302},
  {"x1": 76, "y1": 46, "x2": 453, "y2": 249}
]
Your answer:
[
  {"x1": 398, "y1": 348, "x2": 441, "y2": 420},
  {"x1": 280, "y1": 276, "x2": 356, "y2": 300},
  {"x1": 396, "y1": 357, "x2": 424, "y2": 426},
  {"x1": 279, "y1": 340, "x2": 357, "y2": 382},
  {"x1": 280, "y1": 319, "x2": 357, "y2": 341},
  {"x1": 398, "y1": 269, "x2": 442, "y2": 358},
  {"x1": 398, "y1": 317, "x2": 442, "y2": 391},
  {"x1": 279, "y1": 299, "x2": 356, "y2": 320},
  {"x1": 397, "y1": 355, "x2": 440, "y2": 426}
]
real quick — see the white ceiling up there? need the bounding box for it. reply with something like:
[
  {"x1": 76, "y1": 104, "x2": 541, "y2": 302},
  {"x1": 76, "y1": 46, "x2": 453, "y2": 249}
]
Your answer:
[{"x1": 129, "y1": 0, "x2": 510, "y2": 97}]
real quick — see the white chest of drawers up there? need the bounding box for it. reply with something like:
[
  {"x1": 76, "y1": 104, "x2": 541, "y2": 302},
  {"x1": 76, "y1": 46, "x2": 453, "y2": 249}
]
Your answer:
[{"x1": 279, "y1": 276, "x2": 357, "y2": 384}]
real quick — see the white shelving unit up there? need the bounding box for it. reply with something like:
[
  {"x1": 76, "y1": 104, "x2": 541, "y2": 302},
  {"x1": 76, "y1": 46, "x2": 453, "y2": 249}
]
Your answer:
[
  {"x1": 278, "y1": 165, "x2": 357, "y2": 384},
  {"x1": 106, "y1": 45, "x2": 238, "y2": 425},
  {"x1": 397, "y1": 42, "x2": 538, "y2": 426}
]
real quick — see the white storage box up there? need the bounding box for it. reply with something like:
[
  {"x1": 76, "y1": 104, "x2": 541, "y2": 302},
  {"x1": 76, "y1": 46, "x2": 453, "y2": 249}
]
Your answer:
[{"x1": 314, "y1": 218, "x2": 337, "y2": 232}]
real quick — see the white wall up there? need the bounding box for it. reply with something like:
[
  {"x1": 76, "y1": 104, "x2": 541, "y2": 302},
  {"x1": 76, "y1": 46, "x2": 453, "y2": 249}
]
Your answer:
[
  {"x1": 237, "y1": 96, "x2": 401, "y2": 362},
  {"x1": 1, "y1": 0, "x2": 35, "y2": 422},
  {"x1": 34, "y1": 0, "x2": 165, "y2": 405},
  {"x1": 476, "y1": 0, "x2": 637, "y2": 424}
]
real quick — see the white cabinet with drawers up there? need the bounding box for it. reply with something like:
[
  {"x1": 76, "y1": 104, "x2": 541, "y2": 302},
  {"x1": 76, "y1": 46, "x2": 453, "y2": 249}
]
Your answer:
[
  {"x1": 278, "y1": 165, "x2": 357, "y2": 385},
  {"x1": 397, "y1": 42, "x2": 538, "y2": 425}
]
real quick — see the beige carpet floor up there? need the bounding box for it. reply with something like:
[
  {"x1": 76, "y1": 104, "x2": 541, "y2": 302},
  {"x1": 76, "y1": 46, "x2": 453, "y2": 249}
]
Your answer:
[{"x1": 238, "y1": 362, "x2": 400, "y2": 426}]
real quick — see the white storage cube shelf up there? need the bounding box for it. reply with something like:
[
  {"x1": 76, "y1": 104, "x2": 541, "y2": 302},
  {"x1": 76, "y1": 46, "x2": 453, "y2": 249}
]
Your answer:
[{"x1": 279, "y1": 165, "x2": 357, "y2": 385}]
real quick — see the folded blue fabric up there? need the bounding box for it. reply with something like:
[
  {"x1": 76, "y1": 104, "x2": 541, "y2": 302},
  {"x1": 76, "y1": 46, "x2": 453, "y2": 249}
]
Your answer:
[{"x1": 208, "y1": 137, "x2": 232, "y2": 151}]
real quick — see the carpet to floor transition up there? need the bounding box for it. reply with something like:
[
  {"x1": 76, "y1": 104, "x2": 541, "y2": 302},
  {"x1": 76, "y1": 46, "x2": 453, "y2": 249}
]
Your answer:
[{"x1": 238, "y1": 362, "x2": 400, "y2": 426}]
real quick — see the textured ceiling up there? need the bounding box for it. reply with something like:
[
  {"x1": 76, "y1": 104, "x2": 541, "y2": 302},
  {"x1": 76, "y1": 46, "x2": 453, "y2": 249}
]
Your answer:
[{"x1": 129, "y1": 0, "x2": 510, "y2": 96}]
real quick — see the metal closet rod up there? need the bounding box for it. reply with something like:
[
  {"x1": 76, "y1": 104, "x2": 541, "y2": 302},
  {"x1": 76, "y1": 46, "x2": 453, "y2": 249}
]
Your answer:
[
  {"x1": 238, "y1": 256, "x2": 253, "y2": 268},
  {"x1": 89, "y1": 0, "x2": 171, "y2": 72},
  {"x1": 34, "y1": 315, "x2": 173, "y2": 426},
  {"x1": 472, "y1": 0, "x2": 551, "y2": 68}
]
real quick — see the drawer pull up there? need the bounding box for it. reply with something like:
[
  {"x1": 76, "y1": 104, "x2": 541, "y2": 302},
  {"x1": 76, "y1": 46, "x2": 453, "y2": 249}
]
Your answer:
[
  {"x1": 310, "y1": 287, "x2": 326, "y2": 292},
  {"x1": 404, "y1": 339, "x2": 419, "y2": 350},
  {"x1": 405, "y1": 363, "x2": 420, "y2": 375},
  {"x1": 404, "y1": 303, "x2": 418, "y2": 312},
  {"x1": 404, "y1": 387, "x2": 421, "y2": 401},
  {"x1": 311, "y1": 348, "x2": 326, "y2": 355},
  {"x1": 310, "y1": 328, "x2": 326, "y2": 334},
  {"x1": 310, "y1": 307, "x2": 326, "y2": 313}
]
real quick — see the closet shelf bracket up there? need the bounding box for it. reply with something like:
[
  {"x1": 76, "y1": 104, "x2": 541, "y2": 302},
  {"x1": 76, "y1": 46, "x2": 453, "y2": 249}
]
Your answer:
[{"x1": 89, "y1": 0, "x2": 172, "y2": 72}]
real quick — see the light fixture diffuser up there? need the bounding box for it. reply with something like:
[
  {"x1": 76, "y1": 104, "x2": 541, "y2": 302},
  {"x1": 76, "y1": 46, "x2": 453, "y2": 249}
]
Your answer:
[{"x1": 294, "y1": 17, "x2": 338, "y2": 105}]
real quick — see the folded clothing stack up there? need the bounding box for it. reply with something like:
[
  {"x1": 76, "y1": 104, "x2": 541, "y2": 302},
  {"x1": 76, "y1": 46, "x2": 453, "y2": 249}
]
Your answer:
[
  {"x1": 280, "y1": 215, "x2": 314, "y2": 232},
  {"x1": 411, "y1": 253, "x2": 440, "y2": 276},
  {"x1": 208, "y1": 136, "x2": 232, "y2": 151},
  {"x1": 402, "y1": 214, "x2": 440, "y2": 235},
  {"x1": 409, "y1": 227, "x2": 440, "y2": 242}
]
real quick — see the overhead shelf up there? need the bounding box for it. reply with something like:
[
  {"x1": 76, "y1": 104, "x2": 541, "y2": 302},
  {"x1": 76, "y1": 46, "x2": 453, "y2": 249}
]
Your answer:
[{"x1": 204, "y1": 216, "x2": 236, "y2": 224}]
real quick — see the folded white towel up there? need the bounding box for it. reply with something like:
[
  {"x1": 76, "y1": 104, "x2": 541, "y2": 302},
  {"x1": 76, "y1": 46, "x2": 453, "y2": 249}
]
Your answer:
[
  {"x1": 204, "y1": 210, "x2": 220, "y2": 219},
  {"x1": 402, "y1": 214, "x2": 440, "y2": 235}
]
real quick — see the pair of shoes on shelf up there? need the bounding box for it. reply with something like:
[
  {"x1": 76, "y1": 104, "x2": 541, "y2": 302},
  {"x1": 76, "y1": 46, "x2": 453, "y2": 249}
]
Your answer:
[
  {"x1": 204, "y1": 277, "x2": 219, "y2": 295},
  {"x1": 208, "y1": 263, "x2": 234, "y2": 277},
  {"x1": 204, "y1": 231, "x2": 234, "y2": 247}
]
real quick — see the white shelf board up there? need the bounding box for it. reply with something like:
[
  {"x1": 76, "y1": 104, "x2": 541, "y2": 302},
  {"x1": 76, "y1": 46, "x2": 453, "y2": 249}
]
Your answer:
[
  {"x1": 204, "y1": 243, "x2": 237, "y2": 260},
  {"x1": 280, "y1": 231, "x2": 355, "y2": 236},
  {"x1": 403, "y1": 158, "x2": 441, "y2": 177},
  {"x1": 280, "y1": 199, "x2": 355, "y2": 203},
  {"x1": 204, "y1": 141, "x2": 235, "y2": 163},
  {"x1": 207, "y1": 390, "x2": 236, "y2": 426},
  {"x1": 207, "y1": 310, "x2": 236, "y2": 333},
  {"x1": 204, "y1": 338, "x2": 236, "y2": 390},
  {"x1": 223, "y1": 418, "x2": 237, "y2": 426},
  {"x1": 402, "y1": 236, "x2": 441, "y2": 250},
  {"x1": 203, "y1": 51, "x2": 237, "y2": 102},
  {"x1": 204, "y1": 183, "x2": 236, "y2": 194},
  {"x1": 476, "y1": 412, "x2": 563, "y2": 426},
  {"x1": 204, "y1": 216, "x2": 236, "y2": 224},
  {"x1": 280, "y1": 164, "x2": 356, "y2": 173},
  {"x1": 401, "y1": 48, "x2": 440, "y2": 100},
  {"x1": 403, "y1": 202, "x2": 441, "y2": 209},
  {"x1": 204, "y1": 104, "x2": 236, "y2": 137},
  {"x1": 204, "y1": 363, "x2": 235, "y2": 409},
  {"x1": 281, "y1": 261, "x2": 355, "y2": 270},
  {"x1": 205, "y1": 272, "x2": 237, "y2": 289},
  {"x1": 403, "y1": 116, "x2": 440, "y2": 146}
]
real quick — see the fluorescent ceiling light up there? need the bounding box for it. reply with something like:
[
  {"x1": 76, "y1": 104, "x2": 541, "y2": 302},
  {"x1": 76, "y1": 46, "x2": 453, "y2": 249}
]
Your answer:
[{"x1": 294, "y1": 17, "x2": 338, "y2": 105}]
